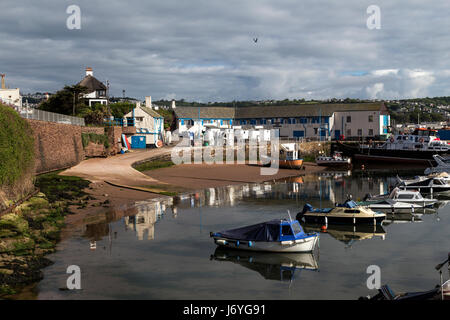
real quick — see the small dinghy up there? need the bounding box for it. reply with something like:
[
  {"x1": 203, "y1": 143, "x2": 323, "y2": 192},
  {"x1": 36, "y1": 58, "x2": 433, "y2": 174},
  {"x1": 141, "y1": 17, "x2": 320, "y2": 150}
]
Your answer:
[
  {"x1": 297, "y1": 199, "x2": 386, "y2": 225},
  {"x1": 210, "y1": 219, "x2": 319, "y2": 253}
]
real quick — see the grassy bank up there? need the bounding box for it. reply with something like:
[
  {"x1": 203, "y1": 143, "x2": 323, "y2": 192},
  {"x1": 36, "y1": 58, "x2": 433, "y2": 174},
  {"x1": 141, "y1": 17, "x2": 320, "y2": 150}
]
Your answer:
[
  {"x1": 134, "y1": 160, "x2": 175, "y2": 172},
  {"x1": 0, "y1": 103, "x2": 35, "y2": 211},
  {"x1": 0, "y1": 172, "x2": 91, "y2": 297}
]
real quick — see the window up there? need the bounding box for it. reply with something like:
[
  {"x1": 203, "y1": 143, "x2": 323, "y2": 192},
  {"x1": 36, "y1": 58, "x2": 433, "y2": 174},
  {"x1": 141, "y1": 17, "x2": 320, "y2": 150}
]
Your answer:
[
  {"x1": 347, "y1": 116, "x2": 351, "y2": 123},
  {"x1": 292, "y1": 223, "x2": 302, "y2": 234},
  {"x1": 346, "y1": 129, "x2": 351, "y2": 136},
  {"x1": 369, "y1": 129, "x2": 374, "y2": 136},
  {"x1": 368, "y1": 115, "x2": 374, "y2": 122},
  {"x1": 358, "y1": 129, "x2": 362, "y2": 136},
  {"x1": 281, "y1": 225, "x2": 293, "y2": 236},
  {"x1": 314, "y1": 128, "x2": 318, "y2": 134}
]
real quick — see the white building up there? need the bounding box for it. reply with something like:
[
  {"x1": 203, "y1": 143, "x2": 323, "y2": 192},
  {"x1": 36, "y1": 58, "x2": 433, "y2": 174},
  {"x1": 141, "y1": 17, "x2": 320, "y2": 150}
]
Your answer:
[
  {"x1": 78, "y1": 67, "x2": 108, "y2": 106},
  {"x1": 123, "y1": 105, "x2": 165, "y2": 146},
  {"x1": 174, "y1": 103, "x2": 390, "y2": 140},
  {"x1": 0, "y1": 74, "x2": 22, "y2": 107},
  {"x1": 0, "y1": 88, "x2": 22, "y2": 107}
]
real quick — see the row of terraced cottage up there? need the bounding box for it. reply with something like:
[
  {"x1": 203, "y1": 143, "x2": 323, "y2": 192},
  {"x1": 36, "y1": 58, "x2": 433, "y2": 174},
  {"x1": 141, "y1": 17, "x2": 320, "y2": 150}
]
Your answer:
[{"x1": 172, "y1": 102, "x2": 390, "y2": 140}]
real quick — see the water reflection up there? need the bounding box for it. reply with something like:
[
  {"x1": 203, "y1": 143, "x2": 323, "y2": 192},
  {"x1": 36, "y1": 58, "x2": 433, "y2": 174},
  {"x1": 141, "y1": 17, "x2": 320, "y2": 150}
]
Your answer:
[
  {"x1": 34, "y1": 168, "x2": 450, "y2": 300},
  {"x1": 124, "y1": 199, "x2": 171, "y2": 240},
  {"x1": 79, "y1": 170, "x2": 448, "y2": 247},
  {"x1": 302, "y1": 224, "x2": 386, "y2": 248},
  {"x1": 210, "y1": 247, "x2": 319, "y2": 282}
]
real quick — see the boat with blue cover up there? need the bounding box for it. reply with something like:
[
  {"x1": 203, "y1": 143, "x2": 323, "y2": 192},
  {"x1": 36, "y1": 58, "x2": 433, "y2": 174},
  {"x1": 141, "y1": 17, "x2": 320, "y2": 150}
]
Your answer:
[
  {"x1": 210, "y1": 219, "x2": 319, "y2": 253},
  {"x1": 297, "y1": 200, "x2": 386, "y2": 225}
]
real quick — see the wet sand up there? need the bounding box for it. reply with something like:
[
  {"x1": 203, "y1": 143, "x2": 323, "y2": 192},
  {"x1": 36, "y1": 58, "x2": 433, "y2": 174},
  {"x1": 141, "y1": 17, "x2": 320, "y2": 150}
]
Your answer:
[
  {"x1": 143, "y1": 162, "x2": 326, "y2": 190},
  {"x1": 58, "y1": 147, "x2": 326, "y2": 239}
]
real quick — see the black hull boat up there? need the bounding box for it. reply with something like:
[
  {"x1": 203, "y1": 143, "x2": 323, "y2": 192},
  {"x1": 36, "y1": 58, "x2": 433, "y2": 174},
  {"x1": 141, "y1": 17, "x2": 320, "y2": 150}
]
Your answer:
[
  {"x1": 335, "y1": 128, "x2": 450, "y2": 164},
  {"x1": 359, "y1": 252, "x2": 450, "y2": 300},
  {"x1": 296, "y1": 200, "x2": 386, "y2": 226},
  {"x1": 336, "y1": 142, "x2": 449, "y2": 165}
]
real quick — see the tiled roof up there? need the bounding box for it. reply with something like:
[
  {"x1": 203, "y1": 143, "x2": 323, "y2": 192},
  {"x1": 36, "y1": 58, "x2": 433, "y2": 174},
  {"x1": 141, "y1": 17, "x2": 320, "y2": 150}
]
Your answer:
[
  {"x1": 141, "y1": 106, "x2": 164, "y2": 118},
  {"x1": 77, "y1": 75, "x2": 107, "y2": 92},
  {"x1": 175, "y1": 106, "x2": 235, "y2": 119},
  {"x1": 174, "y1": 102, "x2": 386, "y2": 119}
]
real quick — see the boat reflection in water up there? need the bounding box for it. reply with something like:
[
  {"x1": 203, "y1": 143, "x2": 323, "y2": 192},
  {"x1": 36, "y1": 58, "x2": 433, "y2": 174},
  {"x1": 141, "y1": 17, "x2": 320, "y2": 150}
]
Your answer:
[
  {"x1": 382, "y1": 213, "x2": 423, "y2": 225},
  {"x1": 302, "y1": 223, "x2": 386, "y2": 247},
  {"x1": 210, "y1": 247, "x2": 319, "y2": 282}
]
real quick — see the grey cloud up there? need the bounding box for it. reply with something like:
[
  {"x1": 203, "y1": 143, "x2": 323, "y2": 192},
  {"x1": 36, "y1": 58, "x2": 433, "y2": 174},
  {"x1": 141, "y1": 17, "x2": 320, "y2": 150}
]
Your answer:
[{"x1": 1, "y1": 0, "x2": 450, "y2": 101}]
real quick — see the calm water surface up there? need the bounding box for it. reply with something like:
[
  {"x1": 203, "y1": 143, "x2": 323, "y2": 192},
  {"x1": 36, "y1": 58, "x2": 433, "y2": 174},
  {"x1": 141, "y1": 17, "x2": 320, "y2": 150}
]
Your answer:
[{"x1": 34, "y1": 169, "x2": 450, "y2": 299}]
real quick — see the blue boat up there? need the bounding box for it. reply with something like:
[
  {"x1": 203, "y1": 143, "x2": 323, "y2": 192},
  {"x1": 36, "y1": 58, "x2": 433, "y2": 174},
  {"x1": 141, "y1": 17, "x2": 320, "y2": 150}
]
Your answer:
[{"x1": 210, "y1": 219, "x2": 319, "y2": 252}]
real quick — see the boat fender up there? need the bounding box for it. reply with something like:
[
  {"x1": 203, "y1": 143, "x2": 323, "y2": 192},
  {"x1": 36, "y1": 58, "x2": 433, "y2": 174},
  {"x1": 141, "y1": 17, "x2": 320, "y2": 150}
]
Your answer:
[
  {"x1": 215, "y1": 239, "x2": 228, "y2": 246},
  {"x1": 248, "y1": 241, "x2": 253, "y2": 247},
  {"x1": 236, "y1": 240, "x2": 240, "y2": 247}
]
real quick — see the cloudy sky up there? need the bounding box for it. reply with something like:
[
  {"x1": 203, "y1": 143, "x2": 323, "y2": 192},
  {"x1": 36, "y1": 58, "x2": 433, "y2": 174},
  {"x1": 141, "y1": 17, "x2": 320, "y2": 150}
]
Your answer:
[{"x1": 2, "y1": 0, "x2": 450, "y2": 102}]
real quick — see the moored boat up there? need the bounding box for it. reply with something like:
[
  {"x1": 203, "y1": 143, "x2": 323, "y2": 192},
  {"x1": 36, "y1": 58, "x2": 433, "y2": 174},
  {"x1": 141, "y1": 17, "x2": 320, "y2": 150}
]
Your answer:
[
  {"x1": 296, "y1": 200, "x2": 386, "y2": 225},
  {"x1": 260, "y1": 143, "x2": 303, "y2": 169},
  {"x1": 396, "y1": 174, "x2": 450, "y2": 194},
  {"x1": 424, "y1": 155, "x2": 450, "y2": 174},
  {"x1": 336, "y1": 128, "x2": 450, "y2": 164},
  {"x1": 363, "y1": 187, "x2": 438, "y2": 207},
  {"x1": 315, "y1": 151, "x2": 351, "y2": 168},
  {"x1": 210, "y1": 219, "x2": 319, "y2": 253},
  {"x1": 358, "y1": 199, "x2": 423, "y2": 211}
]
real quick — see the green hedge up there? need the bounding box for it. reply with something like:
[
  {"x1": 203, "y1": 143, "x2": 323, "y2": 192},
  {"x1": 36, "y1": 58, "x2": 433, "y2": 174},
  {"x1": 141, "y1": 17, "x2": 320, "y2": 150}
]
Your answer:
[{"x1": 0, "y1": 103, "x2": 35, "y2": 187}]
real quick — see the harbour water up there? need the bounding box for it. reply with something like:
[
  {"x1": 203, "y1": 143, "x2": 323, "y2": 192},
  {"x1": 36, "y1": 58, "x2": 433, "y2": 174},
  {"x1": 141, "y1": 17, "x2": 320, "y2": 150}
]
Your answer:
[{"x1": 28, "y1": 169, "x2": 450, "y2": 299}]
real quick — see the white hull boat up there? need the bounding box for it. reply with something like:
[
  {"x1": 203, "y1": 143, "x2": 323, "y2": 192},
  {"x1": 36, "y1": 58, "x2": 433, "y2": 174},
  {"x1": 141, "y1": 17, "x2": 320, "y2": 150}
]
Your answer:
[
  {"x1": 316, "y1": 152, "x2": 351, "y2": 167},
  {"x1": 363, "y1": 188, "x2": 438, "y2": 207},
  {"x1": 211, "y1": 219, "x2": 319, "y2": 253},
  {"x1": 363, "y1": 199, "x2": 423, "y2": 211},
  {"x1": 424, "y1": 155, "x2": 450, "y2": 175}
]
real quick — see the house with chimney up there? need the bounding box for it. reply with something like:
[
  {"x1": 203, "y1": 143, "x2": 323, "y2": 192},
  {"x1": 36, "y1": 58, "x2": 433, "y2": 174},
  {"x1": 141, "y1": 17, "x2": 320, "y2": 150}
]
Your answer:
[
  {"x1": 123, "y1": 103, "x2": 165, "y2": 147},
  {"x1": 78, "y1": 67, "x2": 108, "y2": 107}
]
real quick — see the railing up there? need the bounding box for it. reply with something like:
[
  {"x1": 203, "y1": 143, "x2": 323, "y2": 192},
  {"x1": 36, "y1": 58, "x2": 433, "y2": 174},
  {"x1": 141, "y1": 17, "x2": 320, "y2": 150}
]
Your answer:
[
  {"x1": 11, "y1": 105, "x2": 85, "y2": 126},
  {"x1": 104, "y1": 118, "x2": 124, "y2": 126}
]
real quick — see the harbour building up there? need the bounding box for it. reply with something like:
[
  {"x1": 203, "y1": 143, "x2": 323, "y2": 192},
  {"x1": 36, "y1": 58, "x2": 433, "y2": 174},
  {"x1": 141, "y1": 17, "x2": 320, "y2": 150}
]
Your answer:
[{"x1": 174, "y1": 102, "x2": 390, "y2": 140}]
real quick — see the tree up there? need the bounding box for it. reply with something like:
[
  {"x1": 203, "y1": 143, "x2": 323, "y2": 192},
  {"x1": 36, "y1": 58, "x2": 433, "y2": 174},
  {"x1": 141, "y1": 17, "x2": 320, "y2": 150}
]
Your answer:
[
  {"x1": 64, "y1": 85, "x2": 89, "y2": 115},
  {"x1": 39, "y1": 85, "x2": 89, "y2": 116}
]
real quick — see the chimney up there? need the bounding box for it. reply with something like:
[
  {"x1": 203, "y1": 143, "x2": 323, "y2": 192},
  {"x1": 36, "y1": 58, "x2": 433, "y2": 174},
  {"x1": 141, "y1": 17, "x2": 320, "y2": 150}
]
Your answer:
[
  {"x1": 1, "y1": 74, "x2": 5, "y2": 89},
  {"x1": 145, "y1": 96, "x2": 152, "y2": 108},
  {"x1": 85, "y1": 67, "x2": 93, "y2": 76},
  {"x1": 171, "y1": 99, "x2": 176, "y2": 109}
]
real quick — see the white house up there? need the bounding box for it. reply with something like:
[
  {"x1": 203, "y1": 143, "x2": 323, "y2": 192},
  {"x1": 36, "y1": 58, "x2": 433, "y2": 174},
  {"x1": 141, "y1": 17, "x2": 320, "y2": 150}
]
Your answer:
[
  {"x1": 123, "y1": 105, "x2": 165, "y2": 146},
  {"x1": 78, "y1": 67, "x2": 108, "y2": 106},
  {"x1": 0, "y1": 88, "x2": 22, "y2": 107},
  {"x1": 0, "y1": 74, "x2": 22, "y2": 107}
]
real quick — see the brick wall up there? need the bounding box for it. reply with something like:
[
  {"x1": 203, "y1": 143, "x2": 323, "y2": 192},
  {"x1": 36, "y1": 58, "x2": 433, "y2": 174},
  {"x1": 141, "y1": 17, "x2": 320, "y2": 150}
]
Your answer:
[
  {"x1": 26, "y1": 119, "x2": 85, "y2": 174},
  {"x1": 106, "y1": 126, "x2": 124, "y2": 154},
  {"x1": 81, "y1": 127, "x2": 105, "y2": 135},
  {"x1": 26, "y1": 121, "x2": 125, "y2": 174}
]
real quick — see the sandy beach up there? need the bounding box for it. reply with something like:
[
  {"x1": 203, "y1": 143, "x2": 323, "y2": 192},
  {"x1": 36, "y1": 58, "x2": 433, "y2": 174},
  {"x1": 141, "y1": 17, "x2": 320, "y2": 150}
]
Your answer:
[{"x1": 61, "y1": 147, "x2": 326, "y2": 203}]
